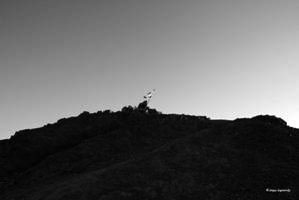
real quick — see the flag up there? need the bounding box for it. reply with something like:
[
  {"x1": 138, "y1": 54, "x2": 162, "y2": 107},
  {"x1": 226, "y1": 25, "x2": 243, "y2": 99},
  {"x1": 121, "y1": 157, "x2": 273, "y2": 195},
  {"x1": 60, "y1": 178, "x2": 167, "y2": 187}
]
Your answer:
[{"x1": 143, "y1": 89, "x2": 155, "y2": 100}]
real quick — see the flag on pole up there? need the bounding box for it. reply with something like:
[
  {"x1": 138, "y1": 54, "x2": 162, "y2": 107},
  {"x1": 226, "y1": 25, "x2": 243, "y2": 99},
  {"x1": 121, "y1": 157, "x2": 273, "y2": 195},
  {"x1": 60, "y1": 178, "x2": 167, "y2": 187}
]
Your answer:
[{"x1": 144, "y1": 89, "x2": 155, "y2": 100}]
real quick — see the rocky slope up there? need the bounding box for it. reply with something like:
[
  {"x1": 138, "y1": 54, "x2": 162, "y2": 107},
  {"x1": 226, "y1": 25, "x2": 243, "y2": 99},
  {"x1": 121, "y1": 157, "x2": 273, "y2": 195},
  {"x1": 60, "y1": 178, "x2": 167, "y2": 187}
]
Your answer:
[{"x1": 0, "y1": 106, "x2": 298, "y2": 200}]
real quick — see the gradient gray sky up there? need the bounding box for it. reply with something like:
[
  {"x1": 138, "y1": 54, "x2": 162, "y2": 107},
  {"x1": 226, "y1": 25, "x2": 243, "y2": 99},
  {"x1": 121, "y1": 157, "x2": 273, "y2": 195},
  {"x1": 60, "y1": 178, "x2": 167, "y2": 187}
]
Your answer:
[{"x1": 1, "y1": 0, "x2": 299, "y2": 139}]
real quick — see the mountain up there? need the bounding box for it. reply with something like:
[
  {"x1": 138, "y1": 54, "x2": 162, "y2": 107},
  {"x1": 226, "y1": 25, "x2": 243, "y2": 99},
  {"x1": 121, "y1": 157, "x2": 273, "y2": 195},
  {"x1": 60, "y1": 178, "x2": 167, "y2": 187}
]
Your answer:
[{"x1": 0, "y1": 105, "x2": 298, "y2": 200}]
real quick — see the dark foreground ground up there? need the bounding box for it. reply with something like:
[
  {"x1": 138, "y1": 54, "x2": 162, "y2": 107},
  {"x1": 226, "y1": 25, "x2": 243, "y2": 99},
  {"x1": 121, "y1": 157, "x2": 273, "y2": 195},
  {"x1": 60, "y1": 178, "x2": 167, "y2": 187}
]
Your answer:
[{"x1": 0, "y1": 106, "x2": 298, "y2": 200}]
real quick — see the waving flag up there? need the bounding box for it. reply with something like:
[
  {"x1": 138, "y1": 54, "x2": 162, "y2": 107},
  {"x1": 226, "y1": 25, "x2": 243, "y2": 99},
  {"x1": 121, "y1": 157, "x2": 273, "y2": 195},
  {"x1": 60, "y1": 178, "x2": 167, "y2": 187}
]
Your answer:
[{"x1": 143, "y1": 89, "x2": 155, "y2": 101}]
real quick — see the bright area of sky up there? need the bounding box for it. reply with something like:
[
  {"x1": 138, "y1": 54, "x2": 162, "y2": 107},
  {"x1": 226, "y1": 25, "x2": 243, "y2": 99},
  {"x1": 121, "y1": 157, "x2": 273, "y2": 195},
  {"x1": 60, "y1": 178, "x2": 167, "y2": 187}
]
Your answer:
[{"x1": 1, "y1": 0, "x2": 299, "y2": 139}]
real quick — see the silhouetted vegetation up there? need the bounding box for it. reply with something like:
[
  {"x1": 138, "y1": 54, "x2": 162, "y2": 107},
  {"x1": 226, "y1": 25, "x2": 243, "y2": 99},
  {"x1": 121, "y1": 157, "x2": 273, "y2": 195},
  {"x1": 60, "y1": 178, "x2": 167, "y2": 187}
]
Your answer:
[{"x1": 0, "y1": 106, "x2": 298, "y2": 200}]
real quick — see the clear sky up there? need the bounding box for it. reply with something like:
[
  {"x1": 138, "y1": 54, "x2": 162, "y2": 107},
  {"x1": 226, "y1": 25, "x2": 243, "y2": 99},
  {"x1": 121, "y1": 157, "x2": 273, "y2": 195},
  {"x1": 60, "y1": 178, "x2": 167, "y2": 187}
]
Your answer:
[{"x1": 1, "y1": 0, "x2": 299, "y2": 139}]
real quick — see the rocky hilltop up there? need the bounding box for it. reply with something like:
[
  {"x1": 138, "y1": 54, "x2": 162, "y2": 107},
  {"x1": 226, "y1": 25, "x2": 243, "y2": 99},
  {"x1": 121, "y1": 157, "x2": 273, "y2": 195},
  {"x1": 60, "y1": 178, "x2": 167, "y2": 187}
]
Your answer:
[{"x1": 0, "y1": 105, "x2": 298, "y2": 200}]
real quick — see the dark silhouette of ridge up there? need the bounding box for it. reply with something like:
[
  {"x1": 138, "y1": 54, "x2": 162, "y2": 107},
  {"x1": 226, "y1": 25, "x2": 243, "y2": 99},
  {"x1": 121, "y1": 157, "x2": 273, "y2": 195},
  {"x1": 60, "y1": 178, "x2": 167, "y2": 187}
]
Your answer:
[{"x1": 0, "y1": 104, "x2": 298, "y2": 200}]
